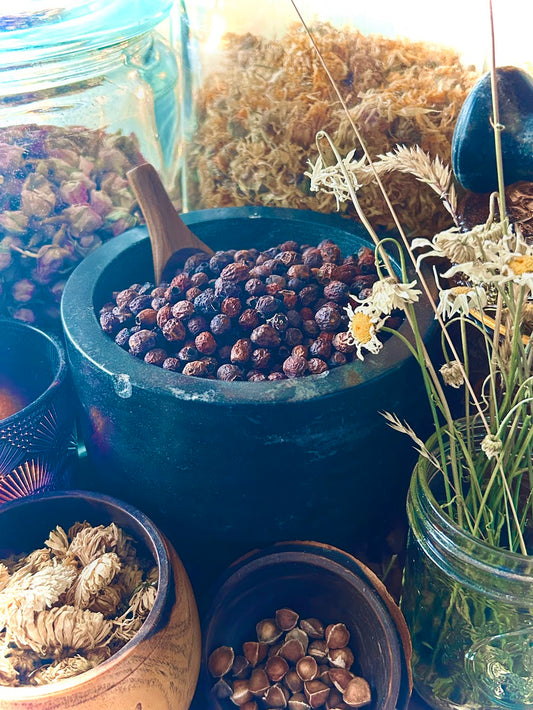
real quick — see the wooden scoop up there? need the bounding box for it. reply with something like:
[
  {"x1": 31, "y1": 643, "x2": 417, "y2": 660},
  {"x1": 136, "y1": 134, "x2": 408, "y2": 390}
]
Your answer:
[{"x1": 127, "y1": 163, "x2": 214, "y2": 284}]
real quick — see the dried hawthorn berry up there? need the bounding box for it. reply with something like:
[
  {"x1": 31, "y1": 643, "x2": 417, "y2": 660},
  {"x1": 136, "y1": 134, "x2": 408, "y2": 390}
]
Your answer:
[
  {"x1": 129, "y1": 329, "x2": 157, "y2": 357},
  {"x1": 284, "y1": 327, "x2": 303, "y2": 347},
  {"x1": 115, "y1": 288, "x2": 138, "y2": 309},
  {"x1": 247, "y1": 371, "x2": 267, "y2": 382},
  {"x1": 299, "y1": 284, "x2": 320, "y2": 307},
  {"x1": 184, "y1": 251, "x2": 211, "y2": 272},
  {"x1": 128, "y1": 295, "x2": 152, "y2": 314},
  {"x1": 302, "y1": 247, "x2": 323, "y2": 268},
  {"x1": 238, "y1": 308, "x2": 260, "y2": 331},
  {"x1": 144, "y1": 348, "x2": 167, "y2": 366},
  {"x1": 136, "y1": 308, "x2": 157, "y2": 327},
  {"x1": 164, "y1": 286, "x2": 181, "y2": 304},
  {"x1": 151, "y1": 286, "x2": 167, "y2": 299},
  {"x1": 187, "y1": 315, "x2": 208, "y2": 335},
  {"x1": 177, "y1": 345, "x2": 199, "y2": 363},
  {"x1": 245, "y1": 278, "x2": 266, "y2": 296},
  {"x1": 170, "y1": 273, "x2": 191, "y2": 291},
  {"x1": 218, "y1": 344, "x2": 232, "y2": 362},
  {"x1": 231, "y1": 338, "x2": 252, "y2": 364},
  {"x1": 115, "y1": 327, "x2": 130, "y2": 348},
  {"x1": 315, "y1": 305, "x2": 342, "y2": 332},
  {"x1": 319, "y1": 241, "x2": 342, "y2": 264},
  {"x1": 250, "y1": 324, "x2": 281, "y2": 348},
  {"x1": 217, "y1": 364, "x2": 243, "y2": 381},
  {"x1": 278, "y1": 289, "x2": 298, "y2": 309},
  {"x1": 333, "y1": 264, "x2": 358, "y2": 284},
  {"x1": 283, "y1": 355, "x2": 308, "y2": 378},
  {"x1": 162, "y1": 318, "x2": 186, "y2": 342},
  {"x1": 195, "y1": 331, "x2": 217, "y2": 355},
  {"x1": 234, "y1": 249, "x2": 257, "y2": 266},
  {"x1": 287, "y1": 264, "x2": 310, "y2": 280},
  {"x1": 182, "y1": 360, "x2": 209, "y2": 377},
  {"x1": 190, "y1": 272, "x2": 209, "y2": 288},
  {"x1": 100, "y1": 311, "x2": 120, "y2": 335},
  {"x1": 151, "y1": 296, "x2": 167, "y2": 311},
  {"x1": 302, "y1": 320, "x2": 320, "y2": 338},
  {"x1": 162, "y1": 357, "x2": 181, "y2": 371},
  {"x1": 268, "y1": 372, "x2": 286, "y2": 381},
  {"x1": 251, "y1": 348, "x2": 271, "y2": 370},
  {"x1": 324, "y1": 280, "x2": 350, "y2": 303},
  {"x1": 194, "y1": 288, "x2": 220, "y2": 315},
  {"x1": 172, "y1": 300, "x2": 195, "y2": 320},
  {"x1": 329, "y1": 351, "x2": 347, "y2": 368},
  {"x1": 265, "y1": 282, "x2": 283, "y2": 295},
  {"x1": 209, "y1": 251, "x2": 235, "y2": 275},
  {"x1": 186, "y1": 286, "x2": 202, "y2": 301},
  {"x1": 268, "y1": 312, "x2": 289, "y2": 332},
  {"x1": 156, "y1": 304, "x2": 173, "y2": 329},
  {"x1": 214, "y1": 277, "x2": 242, "y2": 299},
  {"x1": 221, "y1": 297, "x2": 242, "y2": 317},
  {"x1": 210, "y1": 314, "x2": 232, "y2": 336},
  {"x1": 220, "y1": 262, "x2": 250, "y2": 282},
  {"x1": 112, "y1": 306, "x2": 134, "y2": 326},
  {"x1": 256, "y1": 295, "x2": 282, "y2": 318},
  {"x1": 286, "y1": 310, "x2": 302, "y2": 328},
  {"x1": 275, "y1": 250, "x2": 298, "y2": 267},
  {"x1": 287, "y1": 277, "x2": 306, "y2": 292},
  {"x1": 292, "y1": 345, "x2": 308, "y2": 359},
  {"x1": 201, "y1": 356, "x2": 218, "y2": 375},
  {"x1": 308, "y1": 358, "x2": 329, "y2": 375},
  {"x1": 332, "y1": 332, "x2": 356, "y2": 354},
  {"x1": 309, "y1": 337, "x2": 332, "y2": 360}
]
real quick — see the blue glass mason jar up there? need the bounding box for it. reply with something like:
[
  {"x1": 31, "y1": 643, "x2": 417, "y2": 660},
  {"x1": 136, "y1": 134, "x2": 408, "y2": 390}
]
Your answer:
[{"x1": 0, "y1": 1, "x2": 180, "y2": 329}]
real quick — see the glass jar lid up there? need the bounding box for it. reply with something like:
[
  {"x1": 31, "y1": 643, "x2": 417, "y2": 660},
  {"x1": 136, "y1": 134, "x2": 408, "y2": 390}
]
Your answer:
[{"x1": 0, "y1": 0, "x2": 173, "y2": 63}]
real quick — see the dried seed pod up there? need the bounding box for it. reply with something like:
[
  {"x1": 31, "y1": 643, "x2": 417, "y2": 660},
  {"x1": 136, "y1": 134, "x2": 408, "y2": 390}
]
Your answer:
[
  {"x1": 328, "y1": 668, "x2": 354, "y2": 693},
  {"x1": 288, "y1": 692, "x2": 311, "y2": 710},
  {"x1": 231, "y1": 679, "x2": 253, "y2": 706},
  {"x1": 275, "y1": 607, "x2": 299, "y2": 631},
  {"x1": 279, "y1": 638, "x2": 305, "y2": 663},
  {"x1": 265, "y1": 654, "x2": 289, "y2": 682},
  {"x1": 283, "y1": 669, "x2": 304, "y2": 694},
  {"x1": 267, "y1": 641, "x2": 283, "y2": 658},
  {"x1": 304, "y1": 679, "x2": 331, "y2": 709},
  {"x1": 325, "y1": 688, "x2": 346, "y2": 710},
  {"x1": 317, "y1": 665, "x2": 332, "y2": 686},
  {"x1": 296, "y1": 655, "x2": 318, "y2": 681},
  {"x1": 263, "y1": 683, "x2": 289, "y2": 709},
  {"x1": 325, "y1": 623, "x2": 350, "y2": 650},
  {"x1": 248, "y1": 667, "x2": 270, "y2": 696},
  {"x1": 285, "y1": 627, "x2": 309, "y2": 653},
  {"x1": 212, "y1": 677, "x2": 233, "y2": 699},
  {"x1": 241, "y1": 702, "x2": 259, "y2": 710},
  {"x1": 342, "y1": 677, "x2": 372, "y2": 708},
  {"x1": 207, "y1": 645, "x2": 235, "y2": 678},
  {"x1": 243, "y1": 641, "x2": 268, "y2": 667},
  {"x1": 256, "y1": 618, "x2": 283, "y2": 644},
  {"x1": 327, "y1": 647, "x2": 354, "y2": 670},
  {"x1": 232, "y1": 655, "x2": 251, "y2": 679},
  {"x1": 308, "y1": 639, "x2": 328, "y2": 660}
]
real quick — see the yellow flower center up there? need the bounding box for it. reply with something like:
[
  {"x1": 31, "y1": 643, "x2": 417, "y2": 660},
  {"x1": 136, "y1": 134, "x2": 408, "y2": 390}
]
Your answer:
[
  {"x1": 451, "y1": 286, "x2": 472, "y2": 296},
  {"x1": 508, "y1": 255, "x2": 533, "y2": 275},
  {"x1": 349, "y1": 311, "x2": 373, "y2": 344}
]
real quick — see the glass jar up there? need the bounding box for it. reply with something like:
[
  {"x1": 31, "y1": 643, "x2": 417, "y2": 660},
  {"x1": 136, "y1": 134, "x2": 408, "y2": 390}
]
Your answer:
[
  {"x1": 401, "y1": 440, "x2": 533, "y2": 710},
  {"x1": 0, "y1": 1, "x2": 180, "y2": 329},
  {"x1": 176, "y1": 1, "x2": 499, "y2": 229}
]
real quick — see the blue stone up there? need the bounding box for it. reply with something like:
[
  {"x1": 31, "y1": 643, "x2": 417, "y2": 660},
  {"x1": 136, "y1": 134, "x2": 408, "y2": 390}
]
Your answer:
[{"x1": 452, "y1": 66, "x2": 533, "y2": 192}]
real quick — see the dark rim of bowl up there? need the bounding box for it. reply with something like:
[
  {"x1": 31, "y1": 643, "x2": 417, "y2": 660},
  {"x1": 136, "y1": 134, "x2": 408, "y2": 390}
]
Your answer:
[
  {"x1": 0, "y1": 489, "x2": 172, "y2": 697},
  {"x1": 0, "y1": 318, "x2": 68, "y2": 425},
  {"x1": 61, "y1": 206, "x2": 436, "y2": 405}
]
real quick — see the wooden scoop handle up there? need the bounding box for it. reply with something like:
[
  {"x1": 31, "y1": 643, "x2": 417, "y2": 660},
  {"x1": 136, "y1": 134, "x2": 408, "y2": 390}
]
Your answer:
[{"x1": 127, "y1": 163, "x2": 213, "y2": 283}]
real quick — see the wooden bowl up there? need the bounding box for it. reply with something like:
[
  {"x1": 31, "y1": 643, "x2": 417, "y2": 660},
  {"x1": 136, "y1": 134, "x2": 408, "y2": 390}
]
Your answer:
[
  {"x1": 0, "y1": 490, "x2": 201, "y2": 709},
  {"x1": 201, "y1": 541, "x2": 412, "y2": 710}
]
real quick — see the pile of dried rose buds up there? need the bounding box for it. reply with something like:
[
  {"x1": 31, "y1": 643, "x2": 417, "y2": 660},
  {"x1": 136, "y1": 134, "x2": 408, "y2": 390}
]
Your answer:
[
  {"x1": 0, "y1": 123, "x2": 144, "y2": 329},
  {"x1": 207, "y1": 608, "x2": 371, "y2": 709}
]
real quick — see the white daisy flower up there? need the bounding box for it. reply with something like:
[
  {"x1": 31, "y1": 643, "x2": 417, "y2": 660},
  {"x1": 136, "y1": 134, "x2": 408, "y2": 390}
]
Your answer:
[
  {"x1": 437, "y1": 284, "x2": 488, "y2": 320},
  {"x1": 345, "y1": 303, "x2": 385, "y2": 360},
  {"x1": 365, "y1": 276, "x2": 421, "y2": 315}
]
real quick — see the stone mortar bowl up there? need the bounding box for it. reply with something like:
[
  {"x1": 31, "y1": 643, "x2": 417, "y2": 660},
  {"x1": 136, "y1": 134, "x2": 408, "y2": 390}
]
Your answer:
[
  {"x1": 0, "y1": 489, "x2": 201, "y2": 709},
  {"x1": 201, "y1": 541, "x2": 412, "y2": 710},
  {"x1": 61, "y1": 206, "x2": 435, "y2": 593}
]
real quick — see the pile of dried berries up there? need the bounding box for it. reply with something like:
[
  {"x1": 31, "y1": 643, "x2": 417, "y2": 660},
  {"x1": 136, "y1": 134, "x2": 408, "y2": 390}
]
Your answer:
[
  {"x1": 187, "y1": 23, "x2": 479, "y2": 237},
  {"x1": 99, "y1": 238, "x2": 402, "y2": 381},
  {"x1": 0, "y1": 124, "x2": 145, "y2": 329},
  {"x1": 0, "y1": 521, "x2": 157, "y2": 686},
  {"x1": 207, "y1": 608, "x2": 371, "y2": 709}
]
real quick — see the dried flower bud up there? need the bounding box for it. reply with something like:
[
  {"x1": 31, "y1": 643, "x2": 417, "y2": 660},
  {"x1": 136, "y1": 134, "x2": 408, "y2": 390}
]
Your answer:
[
  {"x1": 342, "y1": 677, "x2": 371, "y2": 708},
  {"x1": 325, "y1": 624, "x2": 350, "y2": 650},
  {"x1": 304, "y1": 679, "x2": 330, "y2": 709}
]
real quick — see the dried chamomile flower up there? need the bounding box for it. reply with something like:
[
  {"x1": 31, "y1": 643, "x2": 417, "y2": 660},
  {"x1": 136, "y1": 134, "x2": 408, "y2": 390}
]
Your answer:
[
  {"x1": 7, "y1": 606, "x2": 112, "y2": 656},
  {"x1": 66, "y1": 553, "x2": 121, "y2": 608},
  {"x1": 30, "y1": 655, "x2": 97, "y2": 686}
]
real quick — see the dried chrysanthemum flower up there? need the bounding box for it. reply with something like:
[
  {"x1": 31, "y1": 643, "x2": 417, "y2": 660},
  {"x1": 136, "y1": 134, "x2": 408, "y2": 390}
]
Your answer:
[
  {"x1": 0, "y1": 562, "x2": 78, "y2": 621},
  {"x1": 0, "y1": 654, "x2": 19, "y2": 686},
  {"x1": 69, "y1": 523, "x2": 133, "y2": 567},
  {"x1": 88, "y1": 584, "x2": 123, "y2": 617},
  {"x1": 0, "y1": 565, "x2": 9, "y2": 592},
  {"x1": 440, "y1": 361, "x2": 465, "y2": 389},
  {"x1": 67, "y1": 553, "x2": 121, "y2": 608},
  {"x1": 45, "y1": 526, "x2": 70, "y2": 558},
  {"x1": 29, "y1": 655, "x2": 97, "y2": 686},
  {"x1": 7, "y1": 606, "x2": 113, "y2": 656}
]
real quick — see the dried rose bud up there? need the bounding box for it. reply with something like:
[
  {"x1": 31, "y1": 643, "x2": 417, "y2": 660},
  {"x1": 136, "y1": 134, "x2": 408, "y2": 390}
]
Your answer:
[
  {"x1": 0, "y1": 210, "x2": 29, "y2": 234},
  {"x1": 21, "y1": 174, "x2": 56, "y2": 217},
  {"x1": 62, "y1": 204, "x2": 103, "y2": 237}
]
